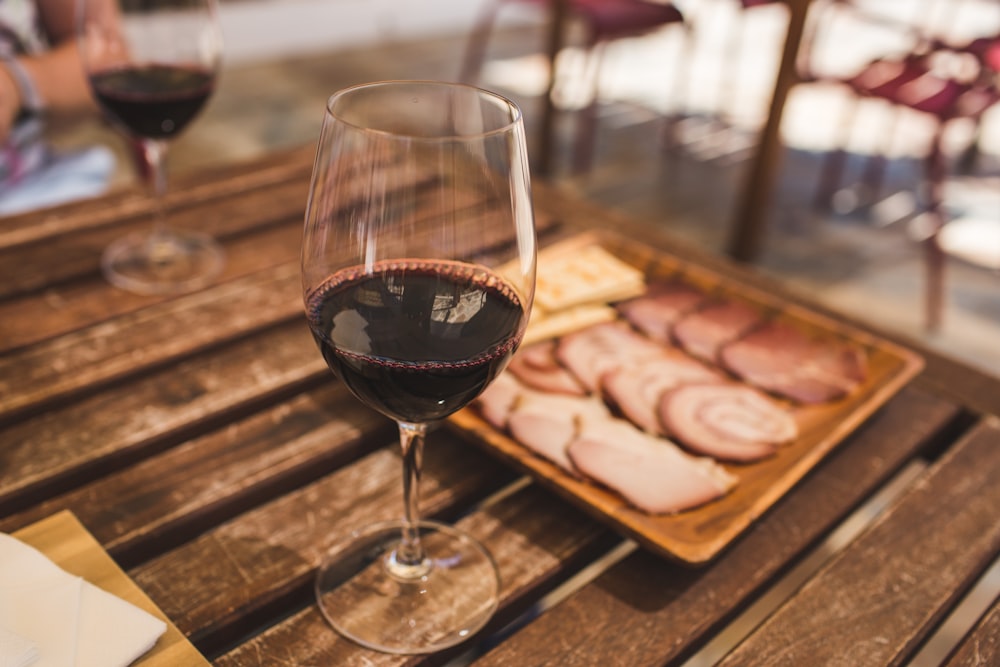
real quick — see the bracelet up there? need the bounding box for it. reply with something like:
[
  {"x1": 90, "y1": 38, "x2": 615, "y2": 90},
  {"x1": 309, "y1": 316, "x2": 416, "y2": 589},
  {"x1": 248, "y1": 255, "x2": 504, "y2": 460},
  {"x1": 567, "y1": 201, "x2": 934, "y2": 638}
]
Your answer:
[{"x1": 0, "y1": 45, "x2": 44, "y2": 116}]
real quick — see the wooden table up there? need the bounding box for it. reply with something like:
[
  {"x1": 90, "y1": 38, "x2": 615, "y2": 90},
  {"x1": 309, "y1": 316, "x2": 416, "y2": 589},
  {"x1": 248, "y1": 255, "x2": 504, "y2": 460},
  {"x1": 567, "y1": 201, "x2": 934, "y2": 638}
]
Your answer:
[{"x1": 2, "y1": 146, "x2": 998, "y2": 666}]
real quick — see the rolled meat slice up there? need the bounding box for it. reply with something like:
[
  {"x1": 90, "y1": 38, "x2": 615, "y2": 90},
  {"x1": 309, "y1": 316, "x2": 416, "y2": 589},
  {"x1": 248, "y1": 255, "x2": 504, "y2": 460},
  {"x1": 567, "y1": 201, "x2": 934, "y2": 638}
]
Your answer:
[
  {"x1": 720, "y1": 321, "x2": 868, "y2": 404},
  {"x1": 672, "y1": 299, "x2": 763, "y2": 364},
  {"x1": 601, "y1": 351, "x2": 721, "y2": 434},
  {"x1": 616, "y1": 281, "x2": 707, "y2": 343},
  {"x1": 568, "y1": 416, "x2": 736, "y2": 514},
  {"x1": 506, "y1": 390, "x2": 610, "y2": 474},
  {"x1": 658, "y1": 382, "x2": 798, "y2": 462},
  {"x1": 507, "y1": 340, "x2": 587, "y2": 396},
  {"x1": 556, "y1": 321, "x2": 663, "y2": 393}
]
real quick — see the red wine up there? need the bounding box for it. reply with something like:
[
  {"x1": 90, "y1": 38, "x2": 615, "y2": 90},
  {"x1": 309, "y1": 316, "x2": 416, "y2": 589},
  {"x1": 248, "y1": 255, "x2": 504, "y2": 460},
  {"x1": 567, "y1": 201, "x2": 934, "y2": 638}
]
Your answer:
[
  {"x1": 90, "y1": 64, "x2": 214, "y2": 139},
  {"x1": 306, "y1": 260, "x2": 526, "y2": 423}
]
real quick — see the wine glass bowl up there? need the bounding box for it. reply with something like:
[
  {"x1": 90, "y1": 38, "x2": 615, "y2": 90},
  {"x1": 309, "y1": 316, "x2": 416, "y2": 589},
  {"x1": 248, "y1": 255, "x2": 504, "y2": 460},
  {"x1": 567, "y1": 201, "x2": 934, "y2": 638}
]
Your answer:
[
  {"x1": 77, "y1": 0, "x2": 224, "y2": 294},
  {"x1": 302, "y1": 80, "x2": 536, "y2": 654}
]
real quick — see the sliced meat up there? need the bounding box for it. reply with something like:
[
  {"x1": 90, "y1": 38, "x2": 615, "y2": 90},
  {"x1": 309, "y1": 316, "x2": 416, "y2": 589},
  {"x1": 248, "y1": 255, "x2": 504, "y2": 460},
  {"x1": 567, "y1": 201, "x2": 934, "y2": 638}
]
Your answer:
[
  {"x1": 507, "y1": 340, "x2": 587, "y2": 396},
  {"x1": 475, "y1": 371, "x2": 522, "y2": 429},
  {"x1": 555, "y1": 321, "x2": 663, "y2": 393},
  {"x1": 601, "y1": 351, "x2": 721, "y2": 434},
  {"x1": 616, "y1": 281, "x2": 707, "y2": 343},
  {"x1": 720, "y1": 321, "x2": 868, "y2": 404},
  {"x1": 568, "y1": 417, "x2": 736, "y2": 514},
  {"x1": 506, "y1": 391, "x2": 610, "y2": 473},
  {"x1": 658, "y1": 382, "x2": 798, "y2": 462},
  {"x1": 672, "y1": 299, "x2": 763, "y2": 364}
]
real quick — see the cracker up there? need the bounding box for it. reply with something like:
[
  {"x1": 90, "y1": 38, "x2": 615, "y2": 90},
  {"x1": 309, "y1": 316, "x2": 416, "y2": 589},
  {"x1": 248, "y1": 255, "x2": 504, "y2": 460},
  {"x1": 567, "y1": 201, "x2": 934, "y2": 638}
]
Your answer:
[
  {"x1": 524, "y1": 304, "x2": 618, "y2": 345},
  {"x1": 535, "y1": 243, "x2": 645, "y2": 312}
]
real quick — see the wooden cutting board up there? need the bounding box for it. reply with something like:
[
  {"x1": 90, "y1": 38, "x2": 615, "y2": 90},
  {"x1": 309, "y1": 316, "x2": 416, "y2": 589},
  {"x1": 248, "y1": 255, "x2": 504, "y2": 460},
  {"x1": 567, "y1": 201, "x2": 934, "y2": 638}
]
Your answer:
[{"x1": 13, "y1": 510, "x2": 210, "y2": 666}]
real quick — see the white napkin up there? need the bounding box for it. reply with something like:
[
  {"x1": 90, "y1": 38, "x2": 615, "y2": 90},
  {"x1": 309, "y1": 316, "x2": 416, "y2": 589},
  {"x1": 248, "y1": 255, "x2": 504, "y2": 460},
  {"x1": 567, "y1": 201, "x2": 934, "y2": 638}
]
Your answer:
[
  {"x1": 0, "y1": 533, "x2": 166, "y2": 667},
  {"x1": 0, "y1": 626, "x2": 38, "y2": 667}
]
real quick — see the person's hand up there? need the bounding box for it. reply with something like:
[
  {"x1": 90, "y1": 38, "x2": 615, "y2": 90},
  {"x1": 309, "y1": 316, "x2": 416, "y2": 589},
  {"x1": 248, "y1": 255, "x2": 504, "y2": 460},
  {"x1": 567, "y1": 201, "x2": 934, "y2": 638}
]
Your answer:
[{"x1": 0, "y1": 63, "x2": 24, "y2": 143}]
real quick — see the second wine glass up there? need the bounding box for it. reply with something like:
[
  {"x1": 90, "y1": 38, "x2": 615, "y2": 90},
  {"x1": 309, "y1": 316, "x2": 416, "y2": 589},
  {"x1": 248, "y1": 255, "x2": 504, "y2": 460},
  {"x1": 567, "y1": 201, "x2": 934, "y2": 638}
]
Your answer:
[
  {"x1": 77, "y1": 0, "x2": 224, "y2": 294},
  {"x1": 302, "y1": 80, "x2": 537, "y2": 654}
]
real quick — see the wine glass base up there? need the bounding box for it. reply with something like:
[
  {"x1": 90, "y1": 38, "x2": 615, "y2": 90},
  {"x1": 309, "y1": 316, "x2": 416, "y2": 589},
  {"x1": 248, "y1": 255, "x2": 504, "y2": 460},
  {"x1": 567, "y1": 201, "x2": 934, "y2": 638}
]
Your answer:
[
  {"x1": 101, "y1": 229, "x2": 224, "y2": 295},
  {"x1": 315, "y1": 519, "x2": 500, "y2": 655}
]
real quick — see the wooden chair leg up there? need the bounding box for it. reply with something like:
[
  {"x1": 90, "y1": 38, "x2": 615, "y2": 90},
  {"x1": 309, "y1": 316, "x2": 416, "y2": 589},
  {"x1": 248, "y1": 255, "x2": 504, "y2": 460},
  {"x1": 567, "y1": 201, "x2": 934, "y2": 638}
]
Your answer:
[
  {"x1": 571, "y1": 39, "x2": 606, "y2": 173},
  {"x1": 922, "y1": 132, "x2": 948, "y2": 332}
]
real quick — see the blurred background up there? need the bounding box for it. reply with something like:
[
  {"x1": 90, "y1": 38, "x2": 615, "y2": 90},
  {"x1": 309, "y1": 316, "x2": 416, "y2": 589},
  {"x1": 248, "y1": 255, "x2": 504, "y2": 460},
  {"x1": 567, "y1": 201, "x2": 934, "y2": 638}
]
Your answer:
[{"x1": 48, "y1": 0, "x2": 1000, "y2": 376}]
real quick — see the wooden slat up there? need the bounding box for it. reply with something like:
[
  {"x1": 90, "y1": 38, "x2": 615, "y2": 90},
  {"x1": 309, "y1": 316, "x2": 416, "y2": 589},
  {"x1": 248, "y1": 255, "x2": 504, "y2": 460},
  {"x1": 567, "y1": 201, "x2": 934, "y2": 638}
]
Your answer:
[
  {"x1": 128, "y1": 431, "x2": 521, "y2": 651},
  {"x1": 717, "y1": 420, "x2": 1000, "y2": 666},
  {"x1": 0, "y1": 222, "x2": 302, "y2": 353},
  {"x1": 471, "y1": 387, "x2": 961, "y2": 666},
  {"x1": 0, "y1": 320, "x2": 327, "y2": 512},
  {"x1": 0, "y1": 145, "x2": 314, "y2": 250},
  {"x1": 215, "y1": 483, "x2": 617, "y2": 666},
  {"x1": 0, "y1": 262, "x2": 302, "y2": 420},
  {"x1": 943, "y1": 595, "x2": 1000, "y2": 667},
  {"x1": 0, "y1": 175, "x2": 308, "y2": 300},
  {"x1": 0, "y1": 383, "x2": 395, "y2": 565}
]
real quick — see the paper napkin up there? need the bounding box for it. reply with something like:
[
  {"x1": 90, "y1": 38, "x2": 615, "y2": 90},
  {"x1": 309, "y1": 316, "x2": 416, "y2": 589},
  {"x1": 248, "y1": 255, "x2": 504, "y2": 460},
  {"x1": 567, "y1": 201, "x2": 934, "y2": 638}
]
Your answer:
[
  {"x1": 0, "y1": 626, "x2": 38, "y2": 667},
  {"x1": 0, "y1": 533, "x2": 166, "y2": 667}
]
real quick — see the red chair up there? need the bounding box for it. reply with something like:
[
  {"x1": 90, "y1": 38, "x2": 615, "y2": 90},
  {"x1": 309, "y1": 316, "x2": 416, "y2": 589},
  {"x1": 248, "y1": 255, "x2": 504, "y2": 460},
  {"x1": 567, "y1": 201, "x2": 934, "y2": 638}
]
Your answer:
[
  {"x1": 799, "y1": 0, "x2": 1000, "y2": 331},
  {"x1": 460, "y1": 0, "x2": 686, "y2": 174}
]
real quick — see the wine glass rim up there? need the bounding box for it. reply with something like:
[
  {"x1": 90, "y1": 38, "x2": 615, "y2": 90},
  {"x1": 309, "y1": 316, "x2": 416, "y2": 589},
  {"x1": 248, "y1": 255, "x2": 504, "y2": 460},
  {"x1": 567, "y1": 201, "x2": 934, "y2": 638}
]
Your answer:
[{"x1": 325, "y1": 79, "x2": 524, "y2": 140}]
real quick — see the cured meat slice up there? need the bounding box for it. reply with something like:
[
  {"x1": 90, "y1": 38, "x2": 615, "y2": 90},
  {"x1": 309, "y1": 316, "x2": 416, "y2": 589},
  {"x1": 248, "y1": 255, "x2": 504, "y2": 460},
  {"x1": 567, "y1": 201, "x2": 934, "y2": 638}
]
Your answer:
[
  {"x1": 658, "y1": 382, "x2": 798, "y2": 462},
  {"x1": 616, "y1": 281, "x2": 706, "y2": 343},
  {"x1": 673, "y1": 299, "x2": 762, "y2": 364},
  {"x1": 555, "y1": 321, "x2": 663, "y2": 393},
  {"x1": 601, "y1": 352, "x2": 721, "y2": 434},
  {"x1": 567, "y1": 417, "x2": 736, "y2": 514},
  {"x1": 475, "y1": 372, "x2": 522, "y2": 429},
  {"x1": 507, "y1": 341, "x2": 587, "y2": 396},
  {"x1": 506, "y1": 391, "x2": 610, "y2": 473},
  {"x1": 720, "y1": 321, "x2": 868, "y2": 404}
]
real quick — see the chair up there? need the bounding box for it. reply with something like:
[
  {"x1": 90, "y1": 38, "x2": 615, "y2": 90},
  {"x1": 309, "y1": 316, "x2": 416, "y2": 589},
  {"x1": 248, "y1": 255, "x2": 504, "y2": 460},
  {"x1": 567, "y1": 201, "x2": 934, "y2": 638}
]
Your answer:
[
  {"x1": 460, "y1": 0, "x2": 686, "y2": 174},
  {"x1": 798, "y1": 0, "x2": 1000, "y2": 331}
]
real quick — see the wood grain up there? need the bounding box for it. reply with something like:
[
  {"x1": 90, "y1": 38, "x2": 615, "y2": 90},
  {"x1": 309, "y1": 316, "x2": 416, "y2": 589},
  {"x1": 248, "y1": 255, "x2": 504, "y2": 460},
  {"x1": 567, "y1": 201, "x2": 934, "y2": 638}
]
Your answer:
[
  {"x1": 0, "y1": 384, "x2": 395, "y2": 566},
  {"x1": 943, "y1": 596, "x2": 1000, "y2": 667},
  {"x1": 717, "y1": 419, "x2": 1000, "y2": 666},
  {"x1": 128, "y1": 431, "x2": 520, "y2": 651},
  {"x1": 0, "y1": 223, "x2": 304, "y2": 353},
  {"x1": 0, "y1": 262, "x2": 303, "y2": 419},
  {"x1": 0, "y1": 320, "x2": 327, "y2": 511},
  {"x1": 214, "y1": 483, "x2": 617, "y2": 666}
]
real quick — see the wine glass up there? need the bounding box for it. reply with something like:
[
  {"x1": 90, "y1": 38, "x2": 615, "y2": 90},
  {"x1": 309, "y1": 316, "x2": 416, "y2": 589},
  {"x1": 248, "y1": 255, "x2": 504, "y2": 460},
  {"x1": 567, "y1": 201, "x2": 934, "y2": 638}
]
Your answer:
[
  {"x1": 77, "y1": 0, "x2": 225, "y2": 294},
  {"x1": 301, "y1": 80, "x2": 536, "y2": 654}
]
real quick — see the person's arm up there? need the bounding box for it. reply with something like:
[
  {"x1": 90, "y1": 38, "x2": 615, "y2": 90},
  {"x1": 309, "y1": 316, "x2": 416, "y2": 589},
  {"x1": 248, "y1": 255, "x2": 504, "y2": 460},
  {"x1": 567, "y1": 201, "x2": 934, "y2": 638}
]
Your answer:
[{"x1": 0, "y1": 0, "x2": 103, "y2": 142}]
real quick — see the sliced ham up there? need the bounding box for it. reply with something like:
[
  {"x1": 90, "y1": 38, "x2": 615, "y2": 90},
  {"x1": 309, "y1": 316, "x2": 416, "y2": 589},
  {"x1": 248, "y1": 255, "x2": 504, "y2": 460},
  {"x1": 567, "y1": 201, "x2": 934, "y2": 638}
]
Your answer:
[
  {"x1": 507, "y1": 340, "x2": 587, "y2": 396},
  {"x1": 672, "y1": 299, "x2": 763, "y2": 364},
  {"x1": 567, "y1": 417, "x2": 736, "y2": 514},
  {"x1": 601, "y1": 351, "x2": 721, "y2": 435},
  {"x1": 475, "y1": 371, "x2": 522, "y2": 429},
  {"x1": 616, "y1": 281, "x2": 707, "y2": 343},
  {"x1": 658, "y1": 382, "x2": 798, "y2": 462},
  {"x1": 720, "y1": 321, "x2": 868, "y2": 404},
  {"x1": 506, "y1": 390, "x2": 610, "y2": 474},
  {"x1": 555, "y1": 321, "x2": 663, "y2": 393}
]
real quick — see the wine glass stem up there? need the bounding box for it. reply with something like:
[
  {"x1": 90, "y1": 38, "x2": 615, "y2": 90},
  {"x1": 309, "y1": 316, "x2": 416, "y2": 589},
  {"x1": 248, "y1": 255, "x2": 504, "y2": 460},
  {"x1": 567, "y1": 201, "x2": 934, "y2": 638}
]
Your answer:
[
  {"x1": 137, "y1": 138, "x2": 170, "y2": 237},
  {"x1": 395, "y1": 421, "x2": 428, "y2": 571}
]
